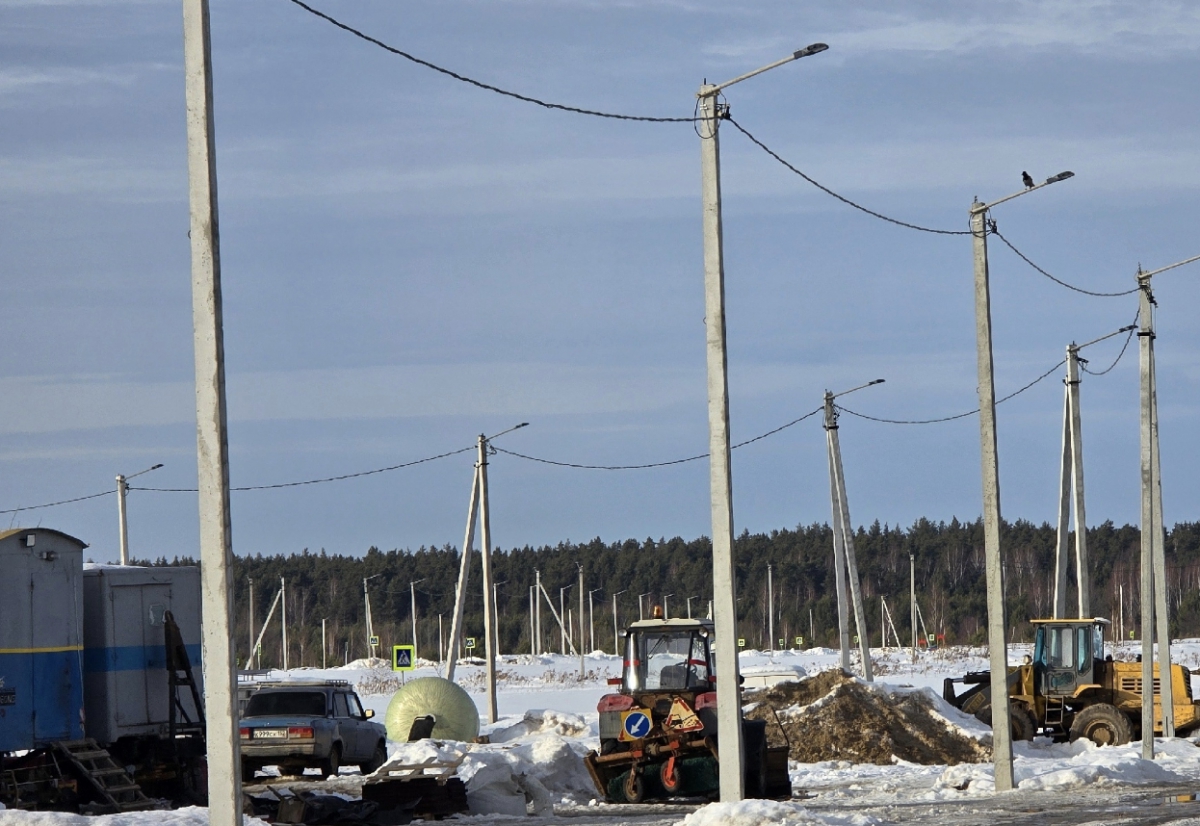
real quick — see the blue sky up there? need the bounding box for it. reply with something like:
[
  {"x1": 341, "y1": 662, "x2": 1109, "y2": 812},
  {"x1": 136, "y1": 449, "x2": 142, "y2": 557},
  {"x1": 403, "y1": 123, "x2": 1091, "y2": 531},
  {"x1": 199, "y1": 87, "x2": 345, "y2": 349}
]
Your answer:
[{"x1": 3, "y1": 0, "x2": 1199, "y2": 562}]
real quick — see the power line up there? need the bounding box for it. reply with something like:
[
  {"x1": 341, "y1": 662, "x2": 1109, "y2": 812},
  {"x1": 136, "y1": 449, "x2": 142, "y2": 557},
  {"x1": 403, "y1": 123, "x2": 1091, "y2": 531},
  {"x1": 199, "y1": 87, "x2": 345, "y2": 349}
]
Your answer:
[
  {"x1": 991, "y1": 230, "x2": 1139, "y2": 298},
  {"x1": 835, "y1": 359, "x2": 1066, "y2": 425},
  {"x1": 725, "y1": 117, "x2": 972, "y2": 237},
  {"x1": 492, "y1": 407, "x2": 824, "y2": 470},
  {"x1": 0, "y1": 489, "x2": 114, "y2": 516},
  {"x1": 284, "y1": 0, "x2": 694, "y2": 123},
  {"x1": 133, "y1": 444, "x2": 476, "y2": 494},
  {"x1": 1080, "y1": 318, "x2": 1139, "y2": 377}
]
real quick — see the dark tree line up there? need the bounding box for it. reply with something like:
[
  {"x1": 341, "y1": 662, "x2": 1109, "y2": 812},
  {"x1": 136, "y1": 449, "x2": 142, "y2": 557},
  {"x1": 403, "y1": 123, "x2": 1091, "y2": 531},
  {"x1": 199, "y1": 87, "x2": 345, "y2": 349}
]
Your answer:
[{"x1": 137, "y1": 519, "x2": 1200, "y2": 669}]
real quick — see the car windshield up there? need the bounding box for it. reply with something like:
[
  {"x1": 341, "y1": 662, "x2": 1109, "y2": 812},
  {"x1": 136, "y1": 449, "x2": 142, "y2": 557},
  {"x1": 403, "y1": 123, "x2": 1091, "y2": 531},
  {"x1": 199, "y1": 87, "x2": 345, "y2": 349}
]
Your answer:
[{"x1": 244, "y1": 691, "x2": 326, "y2": 717}]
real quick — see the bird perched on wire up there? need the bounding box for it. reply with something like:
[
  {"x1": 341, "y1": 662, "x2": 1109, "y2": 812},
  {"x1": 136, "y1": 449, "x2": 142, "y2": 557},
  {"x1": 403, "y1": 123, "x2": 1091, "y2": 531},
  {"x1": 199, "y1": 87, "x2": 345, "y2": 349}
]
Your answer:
[{"x1": 1022, "y1": 171, "x2": 1034, "y2": 189}]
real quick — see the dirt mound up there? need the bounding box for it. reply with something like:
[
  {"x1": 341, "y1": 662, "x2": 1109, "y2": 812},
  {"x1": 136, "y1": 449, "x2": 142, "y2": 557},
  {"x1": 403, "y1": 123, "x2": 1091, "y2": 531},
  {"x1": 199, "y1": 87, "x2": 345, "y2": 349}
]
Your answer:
[{"x1": 745, "y1": 669, "x2": 990, "y2": 766}]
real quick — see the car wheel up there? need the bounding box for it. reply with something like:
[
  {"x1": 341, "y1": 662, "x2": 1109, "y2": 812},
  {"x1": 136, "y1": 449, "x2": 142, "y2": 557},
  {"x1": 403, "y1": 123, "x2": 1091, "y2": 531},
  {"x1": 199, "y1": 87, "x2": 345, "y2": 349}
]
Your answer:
[
  {"x1": 361, "y1": 741, "x2": 388, "y2": 775},
  {"x1": 321, "y1": 744, "x2": 342, "y2": 779}
]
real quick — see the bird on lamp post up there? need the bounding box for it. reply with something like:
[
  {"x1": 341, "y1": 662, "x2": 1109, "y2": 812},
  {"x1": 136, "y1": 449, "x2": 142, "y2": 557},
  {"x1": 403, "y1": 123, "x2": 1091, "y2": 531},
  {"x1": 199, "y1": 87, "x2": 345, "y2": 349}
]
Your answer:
[{"x1": 1021, "y1": 171, "x2": 1034, "y2": 189}]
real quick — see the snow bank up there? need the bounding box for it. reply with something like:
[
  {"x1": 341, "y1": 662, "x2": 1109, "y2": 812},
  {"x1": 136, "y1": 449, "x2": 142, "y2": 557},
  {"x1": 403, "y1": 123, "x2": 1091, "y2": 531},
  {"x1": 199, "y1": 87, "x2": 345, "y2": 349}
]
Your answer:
[
  {"x1": 488, "y1": 708, "x2": 591, "y2": 741},
  {"x1": 678, "y1": 800, "x2": 879, "y2": 826},
  {"x1": 934, "y1": 738, "x2": 1192, "y2": 793}
]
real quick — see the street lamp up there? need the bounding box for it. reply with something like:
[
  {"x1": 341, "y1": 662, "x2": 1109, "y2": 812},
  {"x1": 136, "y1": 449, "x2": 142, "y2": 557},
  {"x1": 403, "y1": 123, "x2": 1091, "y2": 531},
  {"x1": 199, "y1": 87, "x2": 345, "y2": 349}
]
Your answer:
[
  {"x1": 588, "y1": 588, "x2": 603, "y2": 653},
  {"x1": 409, "y1": 578, "x2": 425, "y2": 660},
  {"x1": 612, "y1": 589, "x2": 627, "y2": 654},
  {"x1": 363, "y1": 573, "x2": 383, "y2": 659},
  {"x1": 115, "y1": 463, "x2": 163, "y2": 565},
  {"x1": 638, "y1": 592, "x2": 653, "y2": 621},
  {"x1": 969, "y1": 171, "x2": 1073, "y2": 791},
  {"x1": 698, "y1": 43, "x2": 827, "y2": 803},
  {"x1": 686, "y1": 595, "x2": 701, "y2": 619},
  {"x1": 662, "y1": 594, "x2": 675, "y2": 619},
  {"x1": 559, "y1": 585, "x2": 572, "y2": 655}
]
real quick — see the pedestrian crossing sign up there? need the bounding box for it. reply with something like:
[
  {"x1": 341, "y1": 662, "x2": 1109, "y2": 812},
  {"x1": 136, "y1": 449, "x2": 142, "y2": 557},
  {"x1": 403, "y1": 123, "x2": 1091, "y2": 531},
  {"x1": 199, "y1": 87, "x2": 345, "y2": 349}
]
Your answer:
[
  {"x1": 369, "y1": 635, "x2": 380, "y2": 647},
  {"x1": 392, "y1": 644, "x2": 415, "y2": 672},
  {"x1": 465, "y1": 637, "x2": 477, "y2": 650},
  {"x1": 795, "y1": 636, "x2": 804, "y2": 646},
  {"x1": 737, "y1": 638, "x2": 745, "y2": 648}
]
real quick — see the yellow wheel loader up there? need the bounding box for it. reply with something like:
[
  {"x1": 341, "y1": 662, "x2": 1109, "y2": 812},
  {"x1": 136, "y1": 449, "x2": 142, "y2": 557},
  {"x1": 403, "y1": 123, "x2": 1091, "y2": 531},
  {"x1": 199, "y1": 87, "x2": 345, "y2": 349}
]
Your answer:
[{"x1": 945, "y1": 618, "x2": 1200, "y2": 746}]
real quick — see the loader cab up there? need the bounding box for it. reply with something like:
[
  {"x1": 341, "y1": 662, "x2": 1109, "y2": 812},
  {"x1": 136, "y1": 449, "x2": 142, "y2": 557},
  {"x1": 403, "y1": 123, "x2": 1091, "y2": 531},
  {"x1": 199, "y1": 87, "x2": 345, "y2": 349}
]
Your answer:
[
  {"x1": 1032, "y1": 618, "x2": 1108, "y2": 698},
  {"x1": 621, "y1": 618, "x2": 715, "y2": 694}
]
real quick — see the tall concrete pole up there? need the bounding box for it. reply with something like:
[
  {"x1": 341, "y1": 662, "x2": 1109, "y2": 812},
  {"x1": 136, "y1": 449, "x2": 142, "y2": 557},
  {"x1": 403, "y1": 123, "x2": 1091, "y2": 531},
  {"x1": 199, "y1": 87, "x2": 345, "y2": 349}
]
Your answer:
[
  {"x1": 116, "y1": 475, "x2": 130, "y2": 565},
  {"x1": 529, "y1": 586, "x2": 536, "y2": 655},
  {"x1": 446, "y1": 465, "x2": 480, "y2": 681},
  {"x1": 1053, "y1": 366, "x2": 1073, "y2": 619},
  {"x1": 698, "y1": 82, "x2": 743, "y2": 803},
  {"x1": 612, "y1": 591, "x2": 622, "y2": 655},
  {"x1": 248, "y1": 578, "x2": 254, "y2": 665},
  {"x1": 825, "y1": 399, "x2": 851, "y2": 671},
  {"x1": 910, "y1": 553, "x2": 917, "y2": 664},
  {"x1": 535, "y1": 569, "x2": 543, "y2": 655},
  {"x1": 767, "y1": 565, "x2": 774, "y2": 652},
  {"x1": 321, "y1": 617, "x2": 327, "y2": 670},
  {"x1": 181, "y1": 0, "x2": 240, "y2": 806},
  {"x1": 281, "y1": 577, "x2": 288, "y2": 670},
  {"x1": 579, "y1": 567, "x2": 586, "y2": 679},
  {"x1": 1066, "y1": 345, "x2": 1090, "y2": 617},
  {"x1": 410, "y1": 580, "x2": 420, "y2": 661},
  {"x1": 182, "y1": 2, "x2": 238, "y2": 815},
  {"x1": 478, "y1": 435, "x2": 498, "y2": 724},
  {"x1": 1148, "y1": 300, "x2": 1174, "y2": 737},
  {"x1": 969, "y1": 201, "x2": 1014, "y2": 791},
  {"x1": 825, "y1": 392, "x2": 873, "y2": 680},
  {"x1": 1138, "y1": 274, "x2": 1157, "y2": 756}
]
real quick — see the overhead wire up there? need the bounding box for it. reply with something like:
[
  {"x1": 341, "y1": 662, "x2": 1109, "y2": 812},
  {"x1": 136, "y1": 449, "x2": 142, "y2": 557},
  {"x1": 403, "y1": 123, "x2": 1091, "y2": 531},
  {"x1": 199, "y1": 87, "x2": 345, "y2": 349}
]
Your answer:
[
  {"x1": 0, "y1": 489, "x2": 114, "y2": 516},
  {"x1": 835, "y1": 359, "x2": 1067, "y2": 425},
  {"x1": 1080, "y1": 316, "x2": 1140, "y2": 377},
  {"x1": 991, "y1": 230, "x2": 1139, "y2": 298},
  {"x1": 284, "y1": 0, "x2": 694, "y2": 123},
  {"x1": 725, "y1": 117, "x2": 972, "y2": 237},
  {"x1": 491, "y1": 406, "x2": 824, "y2": 470}
]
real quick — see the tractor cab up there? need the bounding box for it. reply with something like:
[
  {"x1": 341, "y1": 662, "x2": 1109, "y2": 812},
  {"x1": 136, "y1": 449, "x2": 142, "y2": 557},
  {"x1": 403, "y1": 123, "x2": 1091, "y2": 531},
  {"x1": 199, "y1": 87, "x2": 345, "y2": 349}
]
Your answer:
[
  {"x1": 620, "y1": 618, "x2": 715, "y2": 695},
  {"x1": 1031, "y1": 618, "x2": 1108, "y2": 698}
]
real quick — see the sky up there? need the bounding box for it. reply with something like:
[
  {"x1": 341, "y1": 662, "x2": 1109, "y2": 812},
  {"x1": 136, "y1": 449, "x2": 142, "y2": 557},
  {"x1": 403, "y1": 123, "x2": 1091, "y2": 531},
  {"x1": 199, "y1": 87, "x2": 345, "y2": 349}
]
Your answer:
[{"x1": 3, "y1": 0, "x2": 1200, "y2": 564}]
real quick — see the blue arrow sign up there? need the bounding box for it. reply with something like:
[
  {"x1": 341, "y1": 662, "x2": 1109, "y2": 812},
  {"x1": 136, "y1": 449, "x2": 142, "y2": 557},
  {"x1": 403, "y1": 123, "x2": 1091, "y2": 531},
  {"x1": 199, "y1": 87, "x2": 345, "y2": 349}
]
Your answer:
[{"x1": 623, "y1": 711, "x2": 651, "y2": 739}]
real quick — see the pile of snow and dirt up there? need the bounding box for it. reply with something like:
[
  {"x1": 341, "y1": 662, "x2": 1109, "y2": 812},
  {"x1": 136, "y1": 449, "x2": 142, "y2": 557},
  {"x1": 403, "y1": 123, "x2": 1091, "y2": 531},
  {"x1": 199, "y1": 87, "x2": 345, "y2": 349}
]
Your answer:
[{"x1": 745, "y1": 669, "x2": 990, "y2": 766}]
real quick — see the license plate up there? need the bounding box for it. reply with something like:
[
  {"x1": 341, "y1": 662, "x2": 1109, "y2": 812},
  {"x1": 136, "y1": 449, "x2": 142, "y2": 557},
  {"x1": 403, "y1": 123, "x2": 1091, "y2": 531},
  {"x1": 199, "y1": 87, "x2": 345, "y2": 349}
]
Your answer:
[
  {"x1": 253, "y1": 728, "x2": 287, "y2": 739},
  {"x1": 0, "y1": 691, "x2": 15, "y2": 706}
]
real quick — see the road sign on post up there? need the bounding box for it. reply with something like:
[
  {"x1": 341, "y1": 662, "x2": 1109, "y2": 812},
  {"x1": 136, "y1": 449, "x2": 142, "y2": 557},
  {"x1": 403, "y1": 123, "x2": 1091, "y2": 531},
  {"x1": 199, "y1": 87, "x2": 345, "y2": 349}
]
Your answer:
[
  {"x1": 737, "y1": 638, "x2": 745, "y2": 648},
  {"x1": 465, "y1": 637, "x2": 477, "y2": 650},
  {"x1": 795, "y1": 636, "x2": 804, "y2": 646},
  {"x1": 392, "y1": 645, "x2": 415, "y2": 672},
  {"x1": 369, "y1": 635, "x2": 380, "y2": 647}
]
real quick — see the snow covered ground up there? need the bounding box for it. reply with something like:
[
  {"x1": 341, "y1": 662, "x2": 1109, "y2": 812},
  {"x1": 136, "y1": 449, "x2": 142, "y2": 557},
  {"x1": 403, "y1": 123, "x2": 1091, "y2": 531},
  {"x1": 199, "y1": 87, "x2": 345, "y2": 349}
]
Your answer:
[{"x1": 4, "y1": 643, "x2": 1200, "y2": 825}]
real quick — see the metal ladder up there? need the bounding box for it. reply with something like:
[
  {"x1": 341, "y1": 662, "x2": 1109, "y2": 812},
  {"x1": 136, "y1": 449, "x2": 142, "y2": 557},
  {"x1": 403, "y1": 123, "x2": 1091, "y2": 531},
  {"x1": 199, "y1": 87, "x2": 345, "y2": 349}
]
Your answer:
[{"x1": 52, "y1": 740, "x2": 157, "y2": 813}]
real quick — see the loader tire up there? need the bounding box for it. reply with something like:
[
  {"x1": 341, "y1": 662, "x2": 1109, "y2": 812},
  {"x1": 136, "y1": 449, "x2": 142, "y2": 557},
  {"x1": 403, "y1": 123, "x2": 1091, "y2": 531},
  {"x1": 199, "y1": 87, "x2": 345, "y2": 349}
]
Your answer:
[
  {"x1": 1069, "y1": 703, "x2": 1132, "y2": 747},
  {"x1": 976, "y1": 702, "x2": 1036, "y2": 742}
]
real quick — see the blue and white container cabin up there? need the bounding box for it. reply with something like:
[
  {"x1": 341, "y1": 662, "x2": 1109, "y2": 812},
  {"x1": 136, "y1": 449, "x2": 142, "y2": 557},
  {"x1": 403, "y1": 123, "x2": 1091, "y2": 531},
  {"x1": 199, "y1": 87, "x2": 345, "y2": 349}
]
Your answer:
[
  {"x1": 0, "y1": 528, "x2": 86, "y2": 753},
  {"x1": 82, "y1": 564, "x2": 203, "y2": 745}
]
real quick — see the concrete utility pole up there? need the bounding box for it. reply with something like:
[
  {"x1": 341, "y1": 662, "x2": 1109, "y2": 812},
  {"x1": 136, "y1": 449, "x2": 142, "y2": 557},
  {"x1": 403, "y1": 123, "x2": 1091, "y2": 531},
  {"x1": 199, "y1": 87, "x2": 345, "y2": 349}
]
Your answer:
[
  {"x1": 559, "y1": 587, "x2": 570, "y2": 654},
  {"x1": 321, "y1": 618, "x2": 327, "y2": 670},
  {"x1": 579, "y1": 567, "x2": 586, "y2": 679},
  {"x1": 767, "y1": 565, "x2": 774, "y2": 653},
  {"x1": 182, "y1": 0, "x2": 238, "y2": 816},
  {"x1": 639, "y1": 592, "x2": 652, "y2": 622},
  {"x1": 663, "y1": 594, "x2": 674, "y2": 620},
  {"x1": 968, "y1": 171, "x2": 1073, "y2": 791},
  {"x1": 529, "y1": 587, "x2": 536, "y2": 655},
  {"x1": 1131, "y1": 255, "x2": 1200, "y2": 753},
  {"x1": 698, "y1": 43, "x2": 827, "y2": 802},
  {"x1": 824, "y1": 385, "x2": 879, "y2": 680},
  {"x1": 248, "y1": 578, "x2": 254, "y2": 665},
  {"x1": 589, "y1": 588, "x2": 602, "y2": 653},
  {"x1": 477, "y1": 434, "x2": 498, "y2": 724},
  {"x1": 1053, "y1": 343, "x2": 1089, "y2": 618},
  {"x1": 535, "y1": 570, "x2": 543, "y2": 655},
  {"x1": 910, "y1": 553, "x2": 917, "y2": 664},
  {"x1": 410, "y1": 579, "x2": 424, "y2": 661},
  {"x1": 115, "y1": 464, "x2": 161, "y2": 566},
  {"x1": 248, "y1": 587, "x2": 281, "y2": 671},
  {"x1": 447, "y1": 465, "x2": 480, "y2": 681},
  {"x1": 363, "y1": 574, "x2": 380, "y2": 660},
  {"x1": 281, "y1": 577, "x2": 288, "y2": 670}
]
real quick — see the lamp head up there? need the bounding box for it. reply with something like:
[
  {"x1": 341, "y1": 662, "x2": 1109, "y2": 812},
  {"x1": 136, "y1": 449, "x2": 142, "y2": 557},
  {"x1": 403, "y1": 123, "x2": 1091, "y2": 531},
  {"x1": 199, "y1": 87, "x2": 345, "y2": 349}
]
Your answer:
[
  {"x1": 1045, "y1": 171, "x2": 1074, "y2": 184},
  {"x1": 794, "y1": 43, "x2": 829, "y2": 59}
]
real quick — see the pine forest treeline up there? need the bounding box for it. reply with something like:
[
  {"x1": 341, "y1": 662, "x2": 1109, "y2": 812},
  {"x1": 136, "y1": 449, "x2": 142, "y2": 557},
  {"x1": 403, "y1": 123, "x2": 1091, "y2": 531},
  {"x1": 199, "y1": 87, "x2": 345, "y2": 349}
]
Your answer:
[{"x1": 136, "y1": 519, "x2": 1200, "y2": 670}]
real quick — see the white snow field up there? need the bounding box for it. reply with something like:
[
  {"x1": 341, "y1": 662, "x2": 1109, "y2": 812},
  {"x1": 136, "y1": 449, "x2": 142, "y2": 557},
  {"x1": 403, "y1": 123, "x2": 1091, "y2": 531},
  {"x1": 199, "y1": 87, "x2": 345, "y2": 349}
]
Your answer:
[{"x1": 4, "y1": 643, "x2": 1200, "y2": 825}]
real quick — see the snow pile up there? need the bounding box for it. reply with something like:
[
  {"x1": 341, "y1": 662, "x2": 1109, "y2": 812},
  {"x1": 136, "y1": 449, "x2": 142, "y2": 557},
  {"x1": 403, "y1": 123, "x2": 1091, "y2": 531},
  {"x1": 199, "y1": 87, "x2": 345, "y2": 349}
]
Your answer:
[
  {"x1": 934, "y1": 738, "x2": 1193, "y2": 793},
  {"x1": 745, "y1": 669, "x2": 990, "y2": 765},
  {"x1": 489, "y1": 708, "x2": 591, "y2": 741},
  {"x1": 376, "y1": 716, "x2": 596, "y2": 816},
  {"x1": 678, "y1": 800, "x2": 879, "y2": 826}
]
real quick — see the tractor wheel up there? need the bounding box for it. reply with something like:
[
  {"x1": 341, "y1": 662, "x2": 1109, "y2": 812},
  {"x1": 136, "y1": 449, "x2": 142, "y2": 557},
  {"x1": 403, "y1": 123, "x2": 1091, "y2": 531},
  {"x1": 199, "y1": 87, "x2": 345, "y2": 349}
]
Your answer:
[
  {"x1": 976, "y1": 702, "x2": 1036, "y2": 742},
  {"x1": 622, "y1": 770, "x2": 645, "y2": 803},
  {"x1": 660, "y1": 758, "x2": 683, "y2": 794},
  {"x1": 1069, "y1": 704, "x2": 1132, "y2": 747}
]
